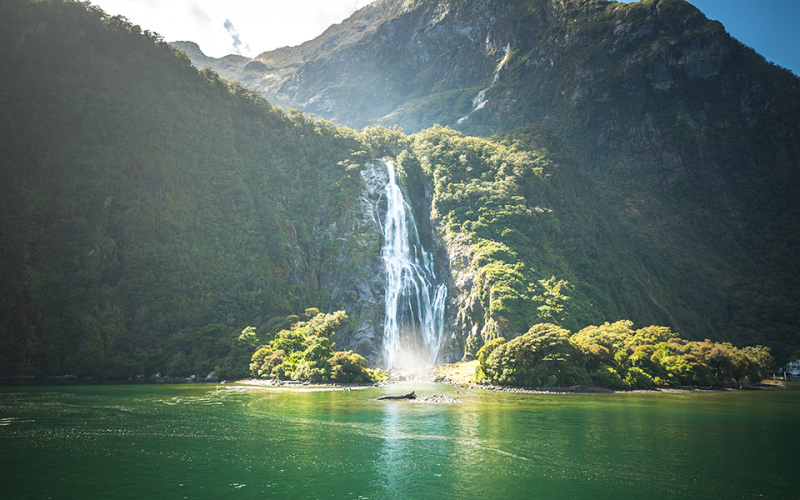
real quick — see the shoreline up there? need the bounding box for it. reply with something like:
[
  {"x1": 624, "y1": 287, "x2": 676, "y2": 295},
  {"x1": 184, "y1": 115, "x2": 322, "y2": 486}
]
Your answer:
[
  {"x1": 430, "y1": 376, "x2": 786, "y2": 395},
  {"x1": 234, "y1": 378, "x2": 385, "y2": 390},
  {"x1": 1, "y1": 373, "x2": 787, "y2": 393},
  {"x1": 233, "y1": 373, "x2": 786, "y2": 395}
]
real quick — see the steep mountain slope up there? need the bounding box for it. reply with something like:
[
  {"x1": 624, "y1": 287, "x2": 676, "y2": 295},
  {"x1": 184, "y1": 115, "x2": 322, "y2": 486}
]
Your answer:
[
  {"x1": 0, "y1": 0, "x2": 677, "y2": 377},
  {"x1": 176, "y1": 0, "x2": 800, "y2": 362},
  {"x1": 0, "y1": 0, "x2": 393, "y2": 377},
  {"x1": 402, "y1": 124, "x2": 676, "y2": 360},
  {"x1": 1, "y1": 0, "x2": 797, "y2": 378}
]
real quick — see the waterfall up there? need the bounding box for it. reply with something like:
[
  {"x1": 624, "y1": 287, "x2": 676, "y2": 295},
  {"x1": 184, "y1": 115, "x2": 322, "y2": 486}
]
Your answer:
[
  {"x1": 381, "y1": 160, "x2": 447, "y2": 370},
  {"x1": 457, "y1": 43, "x2": 512, "y2": 124}
]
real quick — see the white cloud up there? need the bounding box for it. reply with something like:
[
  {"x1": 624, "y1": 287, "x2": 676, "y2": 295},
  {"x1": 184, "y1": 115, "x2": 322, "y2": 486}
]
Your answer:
[
  {"x1": 188, "y1": 1, "x2": 210, "y2": 26},
  {"x1": 90, "y1": 0, "x2": 378, "y2": 57}
]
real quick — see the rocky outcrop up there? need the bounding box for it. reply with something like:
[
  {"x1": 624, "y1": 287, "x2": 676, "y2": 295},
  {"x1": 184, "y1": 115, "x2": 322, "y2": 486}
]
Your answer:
[
  {"x1": 305, "y1": 161, "x2": 388, "y2": 361},
  {"x1": 279, "y1": 158, "x2": 462, "y2": 367},
  {"x1": 436, "y1": 226, "x2": 519, "y2": 363},
  {"x1": 171, "y1": 0, "x2": 509, "y2": 128},
  {"x1": 436, "y1": 229, "x2": 480, "y2": 362}
]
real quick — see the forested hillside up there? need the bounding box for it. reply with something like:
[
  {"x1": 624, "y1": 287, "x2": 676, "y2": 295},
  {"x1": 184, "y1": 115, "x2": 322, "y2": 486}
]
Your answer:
[
  {"x1": 0, "y1": 0, "x2": 796, "y2": 379},
  {"x1": 178, "y1": 0, "x2": 800, "y2": 364},
  {"x1": 0, "y1": 0, "x2": 376, "y2": 377}
]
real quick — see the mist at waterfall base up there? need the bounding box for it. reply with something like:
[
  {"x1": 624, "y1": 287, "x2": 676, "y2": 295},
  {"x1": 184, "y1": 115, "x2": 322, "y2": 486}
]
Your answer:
[{"x1": 380, "y1": 161, "x2": 447, "y2": 371}]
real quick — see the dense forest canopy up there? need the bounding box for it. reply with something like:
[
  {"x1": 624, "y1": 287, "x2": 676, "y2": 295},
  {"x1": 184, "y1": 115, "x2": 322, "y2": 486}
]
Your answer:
[
  {"x1": 0, "y1": 0, "x2": 372, "y2": 377},
  {"x1": 0, "y1": 0, "x2": 796, "y2": 380},
  {"x1": 472, "y1": 321, "x2": 773, "y2": 389}
]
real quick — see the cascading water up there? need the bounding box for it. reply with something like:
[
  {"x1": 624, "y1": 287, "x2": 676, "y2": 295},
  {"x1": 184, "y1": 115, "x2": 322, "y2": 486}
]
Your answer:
[
  {"x1": 380, "y1": 160, "x2": 447, "y2": 370},
  {"x1": 457, "y1": 43, "x2": 512, "y2": 125}
]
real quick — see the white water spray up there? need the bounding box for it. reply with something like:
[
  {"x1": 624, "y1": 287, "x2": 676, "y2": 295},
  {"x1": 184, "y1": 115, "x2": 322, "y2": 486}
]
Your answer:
[{"x1": 381, "y1": 161, "x2": 447, "y2": 370}]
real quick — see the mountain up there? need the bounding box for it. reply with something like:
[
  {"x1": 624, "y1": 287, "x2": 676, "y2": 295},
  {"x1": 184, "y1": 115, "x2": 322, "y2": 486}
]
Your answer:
[
  {"x1": 0, "y1": 0, "x2": 393, "y2": 377},
  {"x1": 1, "y1": 0, "x2": 798, "y2": 379},
  {"x1": 175, "y1": 0, "x2": 800, "y2": 361}
]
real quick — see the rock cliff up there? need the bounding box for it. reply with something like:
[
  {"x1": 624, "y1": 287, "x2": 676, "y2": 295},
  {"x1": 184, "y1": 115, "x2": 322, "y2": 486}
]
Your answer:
[{"x1": 312, "y1": 161, "x2": 388, "y2": 361}]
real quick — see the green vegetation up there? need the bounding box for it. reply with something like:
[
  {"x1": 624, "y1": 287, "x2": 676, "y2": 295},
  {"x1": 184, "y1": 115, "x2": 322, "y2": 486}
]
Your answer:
[
  {"x1": 0, "y1": 0, "x2": 369, "y2": 378},
  {"x1": 445, "y1": 0, "x2": 800, "y2": 363},
  {"x1": 248, "y1": 310, "x2": 385, "y2": 383},
  {"x1": 213, "y1": 0, "x2": 800, "y2": 364},
  {"x1": 0, "y1": 0, "x2": 795, "y2": 380},
  {"x1": 402, "y1": 125, "x2": 675, "y2": 351},
  {"x1": 474, "y1": 320, "x2": 774, "y2": 389}
]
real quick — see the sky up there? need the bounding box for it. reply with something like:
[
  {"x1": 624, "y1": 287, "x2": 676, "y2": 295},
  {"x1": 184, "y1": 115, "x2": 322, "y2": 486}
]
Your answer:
[
  {"x1": 90, "y1": 0, "x2": 378, "y2": 58},
  {"x1": 91, "y1": 0, "x2": 798, "y2": 75}
]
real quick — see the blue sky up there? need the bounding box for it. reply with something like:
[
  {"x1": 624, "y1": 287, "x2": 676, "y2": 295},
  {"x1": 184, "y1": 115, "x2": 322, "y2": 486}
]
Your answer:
[{"x1": 91, "y1": 0, "x2": 798, "y2": 76}]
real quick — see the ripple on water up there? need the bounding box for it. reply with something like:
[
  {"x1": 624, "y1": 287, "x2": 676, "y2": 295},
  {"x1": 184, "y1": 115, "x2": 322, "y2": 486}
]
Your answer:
[{"x1": 0, "y1": 417, "x2": 35, "y2": 426}]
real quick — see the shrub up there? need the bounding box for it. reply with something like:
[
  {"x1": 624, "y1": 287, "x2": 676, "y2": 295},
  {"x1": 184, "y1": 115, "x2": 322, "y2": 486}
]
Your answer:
[
  {"x1": 293, "y1": 361, "x2": 326, "y2": 382},
  {"x1": 270, "y1": 330, "x2": 307, "y2": 355},
  {"x1": 629, "y1": 344, "x2": 663, "y2": 376},
  {"x1": 476, "y1": 337, "x2": 506, "y2": 365},
  {"x1": 272, "y1": 359, "x2": 295, "y2": 380},
  {"x1": 571, "y1": 321, "x2": 635, "y2": 352},
  {"x1": 625, "y1": 325, "x2": 677, "y2": 350},
  {"x1": 659, "y1": 355, "x2": 713, "y2": 386},
  {"x1": 328, "y1": 351, "x2": 372, "y2": 383},
  {"x1": 303, "y1": 337, "x2": 334, "y2": 364},
  {"x1": 624, "y1": 367, "x2": 656, "y2": 389},
  {"x1": 582, "y1": 343, "x2": 612, "y2": 371},
  {"x1": 484, "y1": 323, "x2": 586, "y2": 386},
  {"x1": 473, "y1": 318, "x2": 776, "y2": 389},
  {"x1": 258, "y1": 350, "x2": 286, "y2": 379},
  {"x1": 590, "y1": 365, "x2": 627, "y2": 389},
  {"x1": 248, "y1": 310, "x2": 374, "y2": 382}
]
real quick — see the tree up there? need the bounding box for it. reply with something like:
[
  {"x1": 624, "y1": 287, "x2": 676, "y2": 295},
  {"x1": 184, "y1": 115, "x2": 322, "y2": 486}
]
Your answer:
[
  {"x1": 328, "y1": 351, "x2": 372, "y2": 383},
  {"x1": 484, "y1": 323, "x2": 586, "y2": 386}
]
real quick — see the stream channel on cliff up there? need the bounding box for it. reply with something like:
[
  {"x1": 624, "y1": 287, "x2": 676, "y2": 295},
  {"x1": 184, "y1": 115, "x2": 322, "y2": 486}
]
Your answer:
[
  {"x1": 380, "y1": 160, "x2": 446, "y2": 370},
  {"x1": 1, "y1": 380, "x2": 798, "y2": 498}
]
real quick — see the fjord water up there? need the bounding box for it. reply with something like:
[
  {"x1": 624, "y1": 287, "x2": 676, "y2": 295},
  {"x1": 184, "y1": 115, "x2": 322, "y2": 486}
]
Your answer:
[
  {"x1": 1, "y1": 382, "x2": 798, "y2": 499},
  {"x1": 381, "y1": 160, "x2": 446, "y2": 369}
]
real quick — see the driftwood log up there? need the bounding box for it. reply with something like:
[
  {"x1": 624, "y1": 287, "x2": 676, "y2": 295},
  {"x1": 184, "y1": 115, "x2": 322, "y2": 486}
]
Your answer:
[{"x1": 376, "y1": 391, "x2": 416, "y2": 400}]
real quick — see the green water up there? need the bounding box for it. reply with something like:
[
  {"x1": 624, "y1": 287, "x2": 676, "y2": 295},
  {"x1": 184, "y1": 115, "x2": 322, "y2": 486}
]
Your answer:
[{"x1": 1, "y1": 381, "x2": 798, "y2": 499}]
